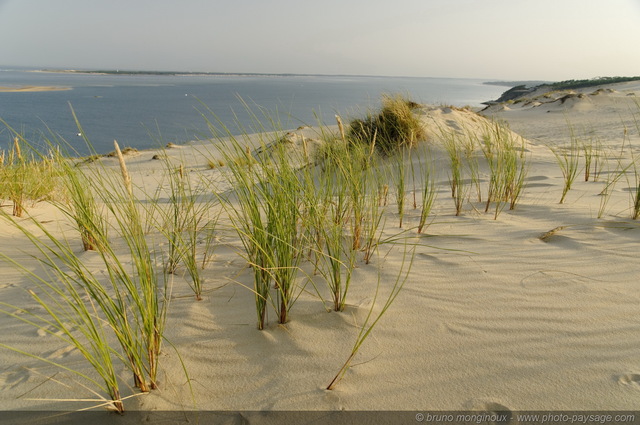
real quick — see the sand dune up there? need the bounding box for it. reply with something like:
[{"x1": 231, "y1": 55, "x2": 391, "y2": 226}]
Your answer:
[{"x1": 1, "y1": 84, "x2": 640, "y2": 421}]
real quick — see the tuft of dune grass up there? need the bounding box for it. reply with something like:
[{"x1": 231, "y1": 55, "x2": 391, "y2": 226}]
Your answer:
[
  {"x1": 347, "y1": 94, "x2": 425, "y2": 156},
  {"x1": 0, "y1": 131, "x2": 62, "y2": 217}
]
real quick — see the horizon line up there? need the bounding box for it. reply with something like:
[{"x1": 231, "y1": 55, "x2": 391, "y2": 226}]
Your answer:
[{"x1": 6, "y1": 66, "x2": 522, "y2": 82}]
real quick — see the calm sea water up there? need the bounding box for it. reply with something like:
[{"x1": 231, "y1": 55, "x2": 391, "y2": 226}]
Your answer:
[{"x1": 0, "y1": 68, "x2": 506, "y2": 155}]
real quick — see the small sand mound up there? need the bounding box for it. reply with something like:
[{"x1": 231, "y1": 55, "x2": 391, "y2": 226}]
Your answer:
[
  {"x1": 557, "y1": 93, "x2": 586, "y2": 104},
  {"x1": 590, "y1": 88, "x2": 617, "y2": 96},
  {"x1": 480, "y1": 102, "x2": 521, "y2": 114},
  {"x1": 416, "y1": 105, "x2": 524, "y2": 145},
  {"x1": 537, "y1": 92, "x2": 593, "y2": 113}
]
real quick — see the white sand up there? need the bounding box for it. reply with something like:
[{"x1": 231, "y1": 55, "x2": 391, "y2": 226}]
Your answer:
[{"x1": 1, "y1": 81, "x2": 640, "y2": 417}]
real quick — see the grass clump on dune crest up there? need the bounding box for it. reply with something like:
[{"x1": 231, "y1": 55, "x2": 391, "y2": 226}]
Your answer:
[
  {"x1": 0, "y1": 131, "x2": 61, "y2": 217},
  {"x1": 481, "y1": 123, "x2": 528, "y2": 218},
  {"x1": 438, "y1": 121, "x2": 528, "y2": 218},
  {"x1": 204, "y1": 105, "x2": 307, "y2": 329},
  {"x1": 347, "y1": 94, "x2": 425, "y2": 156}
]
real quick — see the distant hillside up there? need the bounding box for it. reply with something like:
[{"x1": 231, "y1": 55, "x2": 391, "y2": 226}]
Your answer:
[
  {"x1": 485, "y1": 76, "x2": 640, "y2": 104},
  {"x1": 542, "y1": 76, "x2": 640, "y2": 90},
  {"x1": 484, "y1": 80, "x2": 548, "y2": 88}
]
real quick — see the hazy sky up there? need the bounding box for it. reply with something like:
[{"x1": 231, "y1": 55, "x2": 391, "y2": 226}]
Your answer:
[{"x1": 1, "y1": 0, "x2": 639, "y2": 80}]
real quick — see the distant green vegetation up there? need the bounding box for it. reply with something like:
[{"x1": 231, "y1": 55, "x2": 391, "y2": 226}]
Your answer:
[
  {"x1": 543, "y1": 76, "x2": 640, "y2": 91},
  {"x1": 489, "y1": 76, "x2": 640, "y2": 104}
]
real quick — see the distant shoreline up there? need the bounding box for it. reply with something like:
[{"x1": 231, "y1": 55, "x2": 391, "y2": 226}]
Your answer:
[
  {"x1": 483, "y1": 80, "x2": 549, "y2": 88},
  {"x1": 32, "y1": 68, "x2": 493, "y2": 81},
  {"x1": 33, "y1": 69, "x2": 411, "y2": 79},
  {"x1": 0, "y1": 85, "x2": 72, "y2": 92}
]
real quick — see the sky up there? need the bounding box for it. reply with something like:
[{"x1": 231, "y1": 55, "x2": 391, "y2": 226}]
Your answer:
[{"x1": 1, "y1": 0, "x2": 639, "y2": 81}]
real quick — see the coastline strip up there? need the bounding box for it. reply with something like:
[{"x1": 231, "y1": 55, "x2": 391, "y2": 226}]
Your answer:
[{"x1": 0, "y1": 85, "x2": 72, "y2": 92}]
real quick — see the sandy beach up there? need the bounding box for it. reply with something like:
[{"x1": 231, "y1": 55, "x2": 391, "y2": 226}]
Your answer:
[
  {"x1": 1, "y1": 80, "x2": 640, "y2": 422},
  {"x1": 0, "y1": 85, "x2": 72, "y2": 93}
]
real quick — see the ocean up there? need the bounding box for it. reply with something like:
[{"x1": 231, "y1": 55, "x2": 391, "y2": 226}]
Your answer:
[{"x1": 0, "y1": 68, "x2": 507, "y2": 155}]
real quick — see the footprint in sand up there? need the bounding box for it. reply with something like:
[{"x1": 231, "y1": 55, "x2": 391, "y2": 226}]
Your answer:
[
  {"x1": 525, "y1": 175, "x2": 554, "y2": 188},
  {"x1": 463, "y1": 399, "x2": 513, "y2": 424},
  {"x1": 36, "y1": 327, "x2": 50, "y2": 337},
  {"x1": 0, "y1": 369, "x2": 31, "y2": 390},
  {"x1": 617, "y1": 373, "x2": 640, "y2": 389},
  {"x1": 46, "y1": 345, "x2": 77, "y2": 360},
  {"x1": 520, "y1": 270, "x2": 588, "y2": 292},
  {"x1": 36, "y1": 325, "x2": 66, "y2": 338}
]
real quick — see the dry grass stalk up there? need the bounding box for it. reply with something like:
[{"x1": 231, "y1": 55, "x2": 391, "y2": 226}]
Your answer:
[
  {"x1": 113, "y1": 140, "x2": 133, "y2": 198},
  {"x1": 538, "y1": 226, "x2": 567, "y2": 242},
  {"x1": 380, "y1": 184, "x2": 389, "y2": 206},
  {"x1": 301, "y1": 134, "x2": 309, "y2": 161},
  {"x1": 13, "y1": 137, "x2": 22, "y2": 161},
  {"x1": 336, "y1": 115, "x2": 346, "y2": 142}
]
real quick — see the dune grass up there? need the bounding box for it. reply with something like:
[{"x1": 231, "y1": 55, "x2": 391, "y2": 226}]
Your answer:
[
  {"x1": 154, "y1": 157, "x2": 219, "y2": 300},
  {"x1": 621, "y1": 130, "x2": 640, "y2": 220},
  {"x1": 327, "y1": 244, "x2": 414, "y2": 390},
  {"x1": 417, "y1": 151, "x2": 437, "y2": 234},
  {"x1": 438, "y1": 121, "x2": 528, "y2": 219},
  {"x1": 0, "y1": 135, "x2": 175, "y2": 411},
  {"x1": 392, "y1": 147, "x2": 408, "y2": 226},
  {"x1": 316, "y1": 140, "x2": 357, "y2": 312},
  {"x1": 217, "y1": 140, "x2": 273, "y2": 329},
  {"x1": 9, "y1": 93, "x2": 631, "y2": 410},
  {"x1": 0, "y1": 131, "x2": 61, "y2": 217},
  {"x1": 360, "y1": 158, "x2": 387, "y2": 264},
  {"x1": 441, "y1": 128, "x2": 466, "y2": 216},
  {"x1": 581, "y1": 136, "x2": 603, "y2": 182},
  {"x1": 59, "y1": 159, "x2": 106, "y2": 252},
  {"x1": 176, "y1": 168, "x2": 222, "y2": 274},
  {"x1": 347, "y1": 94, "x2": 425, "y2": 156},
  {"x1": 550, "y1": 128, "x2": 581, "y2": 204},
  {"x1": 263, "y1": 143, "x2": 305, "y2": 324},
  {"x1": 103, "y1": 141, "x2": 169, "y2": 391},
  {"x1": 15, "y1": 93, "x2": 639, "y2": 409},
  {"x1": 627, "y1": 161, "x2": 640, "y2": 220},
  {"x1": 0, "y1": 99, "x2": 418, "y2": 410},
  {"x1": 462, "y1": 130, "x2": 482, "y2": 203},
  {"x1": 314, "y1": 134, "x2": 387, "y2": 310},
  {"x1": 0, "y1": 216, "x2": 126, "y2": 413},
  {"x1": 202, "y1": 100, "x2": 410, "y2": 322},
  {"x1": 596, "y1": 153, "x2": 622, "y2": 219},
  {"x1": 628, "y1": 102, "x2": 640, "y2": 219},
  {"x1": 321, "y1": 204, "x2": 357, "y2": 312},
  {"x1": 162, "y1": 164, "x2": 190, "y2": 275},
  {"x1": 481, "y1": 123, "x2": 528, "y2": 218},
  {"x1": 204, "y1": 105, "x2": 308, "y2": 327}
]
